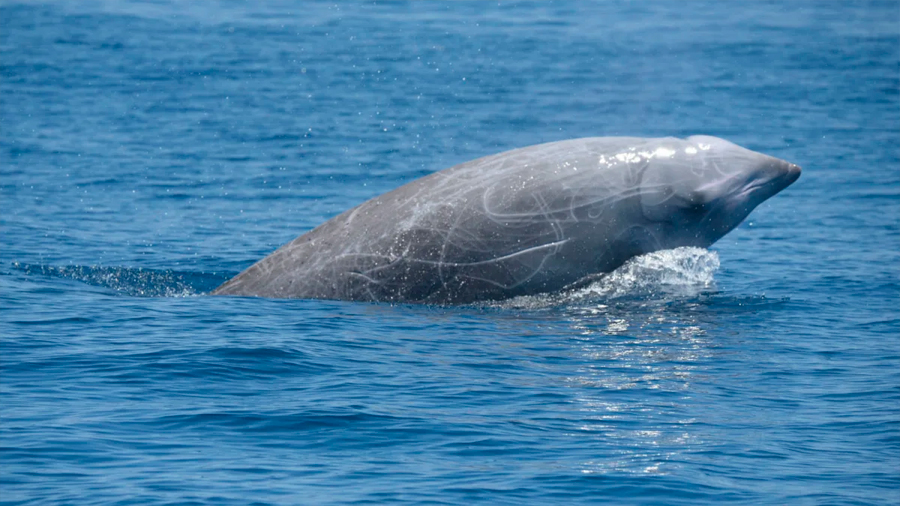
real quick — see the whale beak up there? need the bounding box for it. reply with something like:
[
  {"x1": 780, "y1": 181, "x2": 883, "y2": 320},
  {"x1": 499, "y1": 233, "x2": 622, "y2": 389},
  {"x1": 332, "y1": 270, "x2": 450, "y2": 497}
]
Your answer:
[
  {"x1": 785, "y1": 163, "x2": 802, "y2": 185},
  {"x1": 770, "y1": 160, "x2": 801, "y2": 190},
  {"x1": 731, "y1": 159, "x2": 802, "y2": 205}
]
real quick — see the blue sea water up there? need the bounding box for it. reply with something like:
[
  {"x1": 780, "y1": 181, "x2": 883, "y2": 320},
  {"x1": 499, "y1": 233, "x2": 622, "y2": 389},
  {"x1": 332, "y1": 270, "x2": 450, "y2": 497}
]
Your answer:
[{"x1": 1, "y1": 1, "x2": 899, "y2": 504}]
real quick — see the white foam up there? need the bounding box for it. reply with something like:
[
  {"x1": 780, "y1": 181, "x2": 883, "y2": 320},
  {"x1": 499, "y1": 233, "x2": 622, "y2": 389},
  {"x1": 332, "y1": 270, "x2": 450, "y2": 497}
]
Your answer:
[
  {"x1": 573, "y1": 247, "x2": 718, "y2": 299},
  {"x1": 495, "y1": 247, "x2": 719, "y2": 309}
]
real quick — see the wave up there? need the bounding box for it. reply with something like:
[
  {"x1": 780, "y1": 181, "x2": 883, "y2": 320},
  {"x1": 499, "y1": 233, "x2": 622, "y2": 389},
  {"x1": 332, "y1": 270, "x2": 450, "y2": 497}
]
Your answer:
[
  {"x1": 9, "y1": 247, "x2": 718, "y2": 303},
  {"x1": 9, "y1": 262, "x2": 230, "y2": 297}
]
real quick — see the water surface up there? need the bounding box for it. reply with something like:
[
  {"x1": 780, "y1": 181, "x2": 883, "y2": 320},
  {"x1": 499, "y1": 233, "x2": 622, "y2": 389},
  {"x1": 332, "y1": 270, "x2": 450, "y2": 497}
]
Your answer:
[{"x1": 2, "y1": 1, "x2": 898, "y2": 504}]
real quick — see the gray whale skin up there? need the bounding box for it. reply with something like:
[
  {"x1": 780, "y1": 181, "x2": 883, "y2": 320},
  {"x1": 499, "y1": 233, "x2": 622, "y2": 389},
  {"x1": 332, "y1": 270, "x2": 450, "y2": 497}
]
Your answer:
[{"x1": 213, "y1": 136, "x2": 800, "y2": 304}]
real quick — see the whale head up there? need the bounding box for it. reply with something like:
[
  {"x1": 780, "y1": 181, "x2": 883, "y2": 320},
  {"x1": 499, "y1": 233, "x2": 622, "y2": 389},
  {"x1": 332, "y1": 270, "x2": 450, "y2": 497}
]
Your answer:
[{"x1": 639, "y1": 135, "x2": 801, "y2": 248}]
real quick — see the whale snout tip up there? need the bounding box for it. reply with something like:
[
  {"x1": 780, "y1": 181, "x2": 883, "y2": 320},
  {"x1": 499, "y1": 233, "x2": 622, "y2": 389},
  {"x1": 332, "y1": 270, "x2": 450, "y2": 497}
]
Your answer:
[
  {"x1": 785, "y1": 162, "x2": 802, "y2": 184},
  {"x1": 774, "y1": 160, "x2": 801, "y2": 186}
]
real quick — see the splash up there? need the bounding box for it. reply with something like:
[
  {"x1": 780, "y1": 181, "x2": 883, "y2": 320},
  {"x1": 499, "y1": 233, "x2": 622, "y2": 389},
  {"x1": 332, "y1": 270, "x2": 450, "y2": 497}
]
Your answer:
[
  {"x1": 572, "y1": 247, "x2": 719, "y2": 299},
  {"x1": 10, "y1": 247, "x2": 717, "y2": 303},
  {"x1": 10, "y1": 262, "x2": 229, "y2": 297},
  {"x1": 496, "y1": 247, "x2": 719, "y2": 309}
]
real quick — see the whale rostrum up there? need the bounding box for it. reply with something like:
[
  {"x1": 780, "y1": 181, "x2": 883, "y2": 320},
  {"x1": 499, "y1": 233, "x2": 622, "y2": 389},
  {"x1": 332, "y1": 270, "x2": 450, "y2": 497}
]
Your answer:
[{"x1": 212, "y1": 136, "x2": 801, "y2": 304}]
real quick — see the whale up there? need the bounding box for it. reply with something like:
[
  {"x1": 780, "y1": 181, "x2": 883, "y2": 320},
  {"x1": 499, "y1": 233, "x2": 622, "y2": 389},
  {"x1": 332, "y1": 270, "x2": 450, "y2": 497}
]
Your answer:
[{"x1": 212, "y1": 135, "x2": 800, "y2": 304}]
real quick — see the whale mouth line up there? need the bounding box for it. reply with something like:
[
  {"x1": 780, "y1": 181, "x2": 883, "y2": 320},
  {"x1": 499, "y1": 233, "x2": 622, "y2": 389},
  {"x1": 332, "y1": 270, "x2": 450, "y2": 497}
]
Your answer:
[
  {"x1": 737, "y1": 181, "x2": 769, "y2": 197},
  {"x1": 733, "y1": 175, "x2": 786, "y2": 201}
]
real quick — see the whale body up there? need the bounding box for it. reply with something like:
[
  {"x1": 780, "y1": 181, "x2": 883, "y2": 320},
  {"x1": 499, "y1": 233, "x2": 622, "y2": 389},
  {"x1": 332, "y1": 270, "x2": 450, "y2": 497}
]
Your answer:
[{"x1": 212, "y1": 136, "x2": 800, "y2": 304}]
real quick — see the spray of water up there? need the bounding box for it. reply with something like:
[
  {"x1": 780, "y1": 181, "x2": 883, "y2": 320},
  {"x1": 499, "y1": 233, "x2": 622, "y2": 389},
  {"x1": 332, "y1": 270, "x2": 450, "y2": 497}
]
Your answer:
[
  {"x1": 10, "y1": 262, "x2": 226, "y2": 297},
  {"x1": 11, "y1": 247, "x2": 718, "y2": 304},
  {"x1": 496, "y1": 247, "x2": 719, "y2": 309}
]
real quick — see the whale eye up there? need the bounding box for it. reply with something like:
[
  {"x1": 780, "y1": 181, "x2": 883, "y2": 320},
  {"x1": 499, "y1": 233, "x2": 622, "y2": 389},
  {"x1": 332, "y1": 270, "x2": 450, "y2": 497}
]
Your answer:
[
  {"x1": 684, "y1": 201, "x2": 707, "y2": 217},
  {"x1": 676, "y1": 191, "x2": 710, "y2": 219},
  {"x1": 682, "y1": 188, "x2": 717, "y2": 207}
]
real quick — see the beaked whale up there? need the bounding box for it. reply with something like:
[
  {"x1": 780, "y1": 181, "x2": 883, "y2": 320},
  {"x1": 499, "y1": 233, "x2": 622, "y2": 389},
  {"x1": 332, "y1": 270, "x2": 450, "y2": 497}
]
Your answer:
[{"x1": 212, "y1": 136, "x2": 800, "y2": 304}]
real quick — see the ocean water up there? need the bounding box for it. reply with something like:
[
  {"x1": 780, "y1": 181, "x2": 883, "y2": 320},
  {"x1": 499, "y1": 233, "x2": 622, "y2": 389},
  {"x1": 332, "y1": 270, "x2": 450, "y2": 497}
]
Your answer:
[{"x1": 1, "y1": 1, "x2": 898, "y2": 504}]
